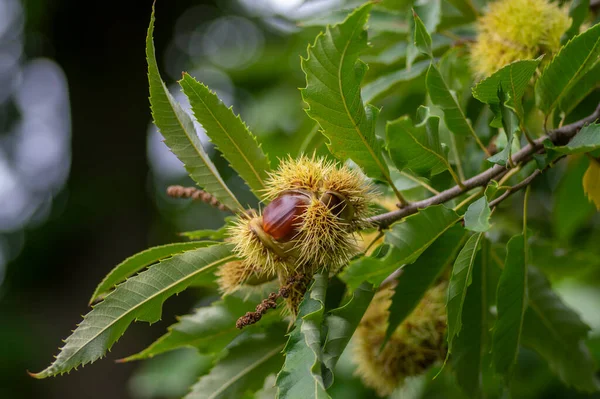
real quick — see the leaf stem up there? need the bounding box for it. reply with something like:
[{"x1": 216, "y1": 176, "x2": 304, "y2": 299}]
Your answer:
[
  {"x1": 453, "y1": 189, "x2": 484, "y2": 211},
  {"x1": 449, "y1": 133, "x2": 466, "y2": 182},
  {"x1": 399, "y1": 171, "x2": 440, "y2": 195}
]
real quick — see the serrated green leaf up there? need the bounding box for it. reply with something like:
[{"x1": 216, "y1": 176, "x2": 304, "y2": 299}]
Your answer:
[
  {"x1": 386, "y1": 106, "x2": 449, "y2": 177},
  {"x1": 90, "y1": 241, "x2": 218, "y2": 304},
  {"x1": 362, "y1": 60, "x2": 429, "y2": 103},
  {"x1": 464, "y1": 182, "x2": 498, "y2": 232},
  {"x1": 492, "y1": 234, "x2": 527, "y2": 379},
  {"x1": 521, "y1": 267, "x2": 600, "y2": 392},
  {"x1": 447, "y1": 232, "x2": 484, "y2": 352},
  {"x1": 412, "y1": 10, "x2": 432, "y2": 57},
  {"x1": 559, "y1": 62, "x2": 600, "y2": 115},
  {"x1": 31, "y1": 243, "x2": 236, "y2": 379},
  {"x1": 427, "y1": 64, "x2": 479, "y2": 141},
  {"x1": 122, "y1": 294, "x2": 276, "y2": 362},
  {"x1": 186, "y1": 327, "x2": 287, "y2": 399},
  {"x1": 276, "y1": 273, "x2": 330, "y2": 399},
  {"x1": 386, "y1": 224, "x2": 467, "y2": 343},
  {"x1": 472, "y1": 58, "x2": 541, "y2": 120},
  {"x1": 552, "y1": 123, "x2": 600, "y2": 154},
  {"x1": 179, "y1": 74, "x2": 271, "y2": 198},
  {"x1": 452, "y1": 238, "x2": 490, "y2": 398},
  {"x1": 564, "y1": 0, "x2": 590, "y2": 42},
  {"x1": 535, "y1": 23, "x2": 600, "y2": 115},
  {"x1": 584, "y1": 159, "x2": 600, "y2": 210},
  {"x1": 301, "y1": 4, "x2": 395, "y2": 190},
  {"x1": 342, "y1": 205, "x2": 461, "y2": 289},
  {"x1": 321, "y1": 283, "x2": 375, "y2": 388},
  {"x1": 146, "y1": 9, "x2": 241, "y2": 211}
]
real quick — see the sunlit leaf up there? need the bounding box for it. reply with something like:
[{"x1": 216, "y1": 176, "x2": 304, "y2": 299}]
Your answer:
[
  {"x1": 89, "y1": 241, "x2": 218, "y2": 304},
  {"x1": 492, "y1": 234, "x2": 527, "y2": 379},
  {"x1": 145, "y1": 8, "x2": 241, "y2": 210},
  {"x1": 472, "y1": 58, "x2": 541, "y2": 120},
  {"x1": 180, "y1": 74, "x2": 271, "y2": 198},
  {"x1": 386, "y1": 224, "x2": 467, "y2": 342},
  {"x1": 301, "y1": 4, "x2": 395, "y2": 188},
  {"x1": 521, "y1": 267, "x2": 600, "y2": 392},
  {"x1": 276, "y1": 273, "x2": 330, "y2": 399},
  {"x1": 31, "y1": 243, "x2": 236, "y2": 378},
  {"x1": 583, "y1": 158, "x2": 600, "y2": 210},
  {"x1": 535, "y1": 23, "x2": 600, "y2": 115},
  {"x1": 186, "y1": 326, "x2": 287, "y2": 399}
]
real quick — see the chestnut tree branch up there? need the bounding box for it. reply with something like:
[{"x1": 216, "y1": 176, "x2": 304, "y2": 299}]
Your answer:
[{"x1": 367, "y1": 103, "x2": 600, "y2": 229}]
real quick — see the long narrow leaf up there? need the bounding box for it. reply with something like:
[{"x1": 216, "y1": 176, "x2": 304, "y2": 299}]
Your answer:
[
  {"x1": 321, "y1": 283, "x2": 375, "y2": 388},
  {"x1": 447, "y1": 232, "x2": 484, "y2": 352},
  {"x1": 492, "y1": 234, "x2": 527, "y2": 378},
  {"x1": 90, "y1": 241, "x2": 217, "y2": 304},
  {"x1": 31, "y1": 243, "x2": 236, "y2": 378},
  {"x1": 522, "y1": 267, "x2": 600, "y2": 391},
  {"x1": 186, "y1": 327, "x2": 286, "y2": 399},
  {"x1": 535, "y1": 23, "x2": 600, "y2": 115},
  {"x1": 452, "y1": 239, "x2": 490, "y2": 398},
  {"x1": 276, "y1": 274, "x2": 330, "y2": 399},
  {"x1": 121, "y1": 293, "x2": 279, "y2": 362},
  {"x1": 386, "y1": 224, "x2": 467, "y2": 342},
  {"x1": 342, "y1": 205, "x2": 461, "y2": 289},
  {"x1": 146, "y1": 8, "x2": 241, "y2": 210},
  {"x1": 180, "y1": 74, "x2": 271, "y2": 198}
]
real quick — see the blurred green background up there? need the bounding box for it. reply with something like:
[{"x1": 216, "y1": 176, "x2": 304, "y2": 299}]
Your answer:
[{"x1": 1, "y1": 0, "x2": 599, "y2": 398}]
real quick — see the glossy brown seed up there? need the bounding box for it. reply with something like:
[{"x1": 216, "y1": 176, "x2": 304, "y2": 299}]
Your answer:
[{"x1": 262, "y1": 194, "x2": 308, "y2": 240}]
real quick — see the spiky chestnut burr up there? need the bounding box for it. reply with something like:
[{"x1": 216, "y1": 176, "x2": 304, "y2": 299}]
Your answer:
[
  {"x1": 353, "y1": 281, "x2": 447, "y2": 396},
  {"x1": 470, "y1": 0, "x2": 570, "y2": 78},
  {"x1": 224, "y1": 156, "x2": 374, "y2": 313}
]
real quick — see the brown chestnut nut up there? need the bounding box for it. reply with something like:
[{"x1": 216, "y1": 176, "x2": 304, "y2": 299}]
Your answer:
[{"x1": 262, "y1": 194, "x2": 310, "y2": 241}]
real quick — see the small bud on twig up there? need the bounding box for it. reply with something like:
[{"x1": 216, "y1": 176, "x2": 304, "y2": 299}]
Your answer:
[{"x1": 166, "y1": 185, "x2": 231, "y2": 213}]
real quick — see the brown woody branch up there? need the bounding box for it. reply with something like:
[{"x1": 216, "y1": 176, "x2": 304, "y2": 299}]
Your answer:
[{"x1": 367, "y1": 103, "x2": 600, "y2": 229}]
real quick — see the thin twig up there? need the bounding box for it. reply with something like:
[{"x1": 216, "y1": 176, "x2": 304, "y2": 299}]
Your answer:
[
  {"x1": 367, "y1": 103, "x2": 600, "y2": 229},
  {"x1": 399, "y1": 171, "x2": 440, "y2": 195},
  {"x1": 489, "y1": 170, "x2": 541, "y2": 209}
]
